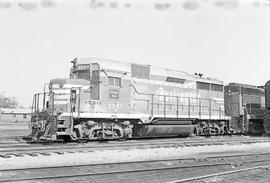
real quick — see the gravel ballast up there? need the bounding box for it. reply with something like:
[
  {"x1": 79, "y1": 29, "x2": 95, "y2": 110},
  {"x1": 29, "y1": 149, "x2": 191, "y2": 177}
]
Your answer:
[{"x1": 1, "y1": 142, "x2": 270, "y2": 170}]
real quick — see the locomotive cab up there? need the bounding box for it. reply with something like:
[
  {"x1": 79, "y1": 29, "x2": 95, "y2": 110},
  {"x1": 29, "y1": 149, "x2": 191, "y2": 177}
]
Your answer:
[{"x1": 30, "y1": 59, "x2": 134, "y2": 141}]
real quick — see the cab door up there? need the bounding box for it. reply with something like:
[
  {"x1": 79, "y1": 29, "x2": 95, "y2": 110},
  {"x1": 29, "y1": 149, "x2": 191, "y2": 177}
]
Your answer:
[{"x1": 70, "y1": 89, "x2": 77, "y2": 112}]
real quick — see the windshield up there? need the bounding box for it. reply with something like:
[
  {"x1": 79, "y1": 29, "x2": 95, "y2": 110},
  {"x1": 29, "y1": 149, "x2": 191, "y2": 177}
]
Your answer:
[
  {"x1": 70, "y1": 64, "x2": 91, "y2": 80},
  {"x1": 77, "y1": 70, "x2": 90, "y2": 80}
]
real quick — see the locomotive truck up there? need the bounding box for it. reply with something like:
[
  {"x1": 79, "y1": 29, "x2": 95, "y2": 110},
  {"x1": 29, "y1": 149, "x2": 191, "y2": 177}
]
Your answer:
[{"x1": 30, "y1": 57, "x2": 233, "y2": 141}]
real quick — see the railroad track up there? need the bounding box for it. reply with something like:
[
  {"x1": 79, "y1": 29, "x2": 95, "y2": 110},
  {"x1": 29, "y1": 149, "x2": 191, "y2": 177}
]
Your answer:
[
  {"x1": 0, "y1": 136, "x2": 269, "y2": 158},
  {"x1": 0, "y1": 135, "x2": 269, "y2": 146},
  {"x1": 167, "y1": 165, "x2": 270, "y2": 183},
  {"x1": 1, "y1": 152, "x2": 270, "y2": 182},
  {"x1": 0, "y1": 136, "x2": 270, "y2": 148},
  {"x1": 0, "y1": 134, "x2": 266, "y2": 146},
  {"x1": 0, "y1": 137, "x2": 270, "y2": 153}
]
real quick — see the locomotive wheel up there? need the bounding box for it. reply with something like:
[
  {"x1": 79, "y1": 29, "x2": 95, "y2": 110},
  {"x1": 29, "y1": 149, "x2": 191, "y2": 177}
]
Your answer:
[
  {"x1": 203, "y1": 128, "x2": 210, "y2": 135},
  {"x1": 73, "y1": 129, "x2": 81, "y2": 139},
  {"x1": 219, "y1": 128, "x2": 224, "y2": 135},
  {"x1": 213, "y1": 128, "x2": 220, "y2": 135},
  {"x1": 88, "y1": 130, "x2": 102, "y2": 139},
  {"x1": 112, "y1": 130, "x2": 121, "y2": 139}
]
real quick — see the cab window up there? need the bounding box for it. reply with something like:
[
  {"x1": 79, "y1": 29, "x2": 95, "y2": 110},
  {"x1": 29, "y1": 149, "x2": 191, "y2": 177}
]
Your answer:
[{"x1": 108, "y1": 77, "x2": 121, "y2": 87}]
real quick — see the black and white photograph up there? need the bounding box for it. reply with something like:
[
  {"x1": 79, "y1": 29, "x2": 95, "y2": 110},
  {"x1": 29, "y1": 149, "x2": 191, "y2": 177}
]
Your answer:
[{"x1": 1, "y1": 0, "x2": 270, "y2": 182}]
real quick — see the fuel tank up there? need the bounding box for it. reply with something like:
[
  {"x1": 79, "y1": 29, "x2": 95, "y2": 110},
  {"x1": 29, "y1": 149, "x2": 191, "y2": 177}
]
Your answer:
[
  {"x1": 138, "y1": 125, "x2": 194, "y2": 137},
  {"x1": 151, "y1": 120, "x2": 192, "y2": 125}
]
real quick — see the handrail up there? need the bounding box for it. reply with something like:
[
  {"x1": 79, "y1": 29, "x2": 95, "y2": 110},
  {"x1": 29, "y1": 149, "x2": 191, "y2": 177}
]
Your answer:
[
  {"x1": 130, "y1": 84, "x2": 224, "y2": 107},
  {"x1": 31, "y1": 92, "x2": 51, "y2": 116},
  {"x1": 130, "y1": 84, "x2": 225, "y2": 119},
  {"x1": 130, "y1": 84, "x2": 223, "y2": 105},
  {"x1": 31, "y1": 84, "x2": 226, "y2": 120}
]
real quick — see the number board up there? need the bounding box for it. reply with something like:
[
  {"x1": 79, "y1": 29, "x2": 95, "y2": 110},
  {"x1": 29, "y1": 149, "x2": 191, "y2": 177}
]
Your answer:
[
  {"x1": 109, "y1": 89, "x2": 119, "y2": 99},
  {"x1": 77, "y1": 64, "x2": 90, "y2": 71}
]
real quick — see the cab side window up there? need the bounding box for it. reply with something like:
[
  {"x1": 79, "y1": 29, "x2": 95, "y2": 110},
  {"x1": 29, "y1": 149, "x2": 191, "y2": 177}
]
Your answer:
[{"x1": 108, "y1": 77, "x2": 121, "y2": 87}]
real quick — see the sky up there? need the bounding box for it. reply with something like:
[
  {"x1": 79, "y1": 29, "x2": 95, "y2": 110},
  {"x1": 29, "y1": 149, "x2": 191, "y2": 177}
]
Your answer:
[{"x1": 1, "y1": 0, "x2": 270, "y2": 107}]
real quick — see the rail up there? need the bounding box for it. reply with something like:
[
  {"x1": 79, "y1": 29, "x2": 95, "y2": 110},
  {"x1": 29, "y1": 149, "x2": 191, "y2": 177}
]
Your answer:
[{"x1": 2, "y1": 150, "x2": 270, "y2": 182}]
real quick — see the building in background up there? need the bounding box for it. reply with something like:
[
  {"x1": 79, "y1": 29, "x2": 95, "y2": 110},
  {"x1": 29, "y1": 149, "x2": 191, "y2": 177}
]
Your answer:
[{"x1": 0, "y1": 108, "x2": 31, "y2": 122}]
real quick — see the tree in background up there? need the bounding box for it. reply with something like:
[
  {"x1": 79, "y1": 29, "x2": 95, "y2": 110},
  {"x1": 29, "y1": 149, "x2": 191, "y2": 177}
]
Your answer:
[{"x1": 0, "y1": 92, "x2": 18, "y2": 108}]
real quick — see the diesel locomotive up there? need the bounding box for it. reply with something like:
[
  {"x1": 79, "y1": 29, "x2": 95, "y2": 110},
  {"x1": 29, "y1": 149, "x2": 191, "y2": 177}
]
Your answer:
[
  {"x1": 264, "y1": 80, "x2": 270, "y2": 135},
  {"x1": 225, "y1": 83, "x2": 265, "y2": 135},
  {"x1": 30, "y1": 57, "x2": 235, "y2": 141}
]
